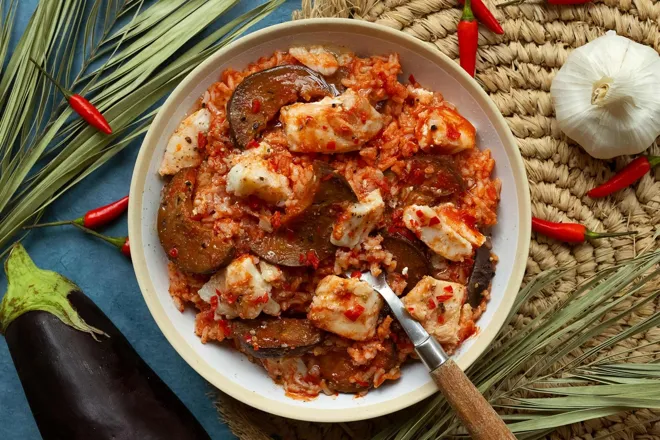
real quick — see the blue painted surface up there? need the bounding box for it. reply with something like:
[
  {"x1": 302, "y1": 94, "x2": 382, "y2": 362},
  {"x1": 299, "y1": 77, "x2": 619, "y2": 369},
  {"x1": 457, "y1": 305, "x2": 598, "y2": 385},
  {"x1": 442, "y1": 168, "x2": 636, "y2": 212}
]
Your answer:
[{"x1": 0, "y1": 1, "x2": 298, "y2": 439}]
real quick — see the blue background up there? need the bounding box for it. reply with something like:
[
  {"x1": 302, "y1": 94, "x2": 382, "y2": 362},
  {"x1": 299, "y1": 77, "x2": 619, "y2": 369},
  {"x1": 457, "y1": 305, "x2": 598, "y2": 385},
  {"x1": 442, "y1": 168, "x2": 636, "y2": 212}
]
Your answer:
[{"x1": 0, "y1": 1, "x2": 298, "y2": 438}]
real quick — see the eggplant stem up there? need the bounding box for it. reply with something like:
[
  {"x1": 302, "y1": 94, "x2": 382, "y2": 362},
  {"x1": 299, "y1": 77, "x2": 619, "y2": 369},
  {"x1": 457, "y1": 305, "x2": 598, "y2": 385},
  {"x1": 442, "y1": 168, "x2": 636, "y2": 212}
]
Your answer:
[{"x1": 0, "y1": 244, "x2": 106, "y2": 337}]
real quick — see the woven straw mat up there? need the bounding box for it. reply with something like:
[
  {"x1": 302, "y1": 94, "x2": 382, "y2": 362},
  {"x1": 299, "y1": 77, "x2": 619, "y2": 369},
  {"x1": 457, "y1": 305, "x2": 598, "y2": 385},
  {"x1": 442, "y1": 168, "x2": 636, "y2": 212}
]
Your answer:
[{"x1": 215, "y1": 1, "x2": 660, "y2": 438}]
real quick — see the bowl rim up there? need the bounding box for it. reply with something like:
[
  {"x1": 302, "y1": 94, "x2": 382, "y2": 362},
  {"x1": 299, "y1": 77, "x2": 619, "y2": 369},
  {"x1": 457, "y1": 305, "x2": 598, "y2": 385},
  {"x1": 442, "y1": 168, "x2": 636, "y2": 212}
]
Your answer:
[{"x1": 129, "y1": 17, "x2": 531, "y2": 423}]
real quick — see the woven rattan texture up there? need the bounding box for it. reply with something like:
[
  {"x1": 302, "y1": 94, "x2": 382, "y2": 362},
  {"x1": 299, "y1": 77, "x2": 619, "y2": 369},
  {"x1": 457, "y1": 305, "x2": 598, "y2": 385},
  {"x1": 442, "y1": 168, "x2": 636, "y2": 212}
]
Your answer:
[{"x1": 216, "y1": 1, "x2": 660, "y2": 438}]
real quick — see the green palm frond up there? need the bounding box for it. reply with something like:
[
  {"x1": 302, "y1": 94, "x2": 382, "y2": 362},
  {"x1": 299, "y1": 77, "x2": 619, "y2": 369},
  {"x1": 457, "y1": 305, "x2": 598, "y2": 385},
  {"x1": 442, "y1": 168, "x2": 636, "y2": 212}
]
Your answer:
[
  {"x1": 375, "y1": 248, "x2": 660, "y2": 440},
  {"x1": 0, "y1": 0, "x2": 284, "y2": 256}
]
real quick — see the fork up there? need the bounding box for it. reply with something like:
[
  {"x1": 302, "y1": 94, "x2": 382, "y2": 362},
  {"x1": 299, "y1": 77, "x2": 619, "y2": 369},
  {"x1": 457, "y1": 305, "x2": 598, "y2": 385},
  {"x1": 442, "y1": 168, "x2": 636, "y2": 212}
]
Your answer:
[{"x1": 355, "y1": 271, "x2": 515, "y2": 440}]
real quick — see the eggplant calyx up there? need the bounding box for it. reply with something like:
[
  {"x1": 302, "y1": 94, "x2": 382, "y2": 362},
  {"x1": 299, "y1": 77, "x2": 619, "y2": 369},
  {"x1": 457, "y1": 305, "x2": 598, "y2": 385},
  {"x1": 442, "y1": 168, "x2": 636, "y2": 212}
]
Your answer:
[{"x1": 0, "y1": 244, "x2": 106, "y2": 338}]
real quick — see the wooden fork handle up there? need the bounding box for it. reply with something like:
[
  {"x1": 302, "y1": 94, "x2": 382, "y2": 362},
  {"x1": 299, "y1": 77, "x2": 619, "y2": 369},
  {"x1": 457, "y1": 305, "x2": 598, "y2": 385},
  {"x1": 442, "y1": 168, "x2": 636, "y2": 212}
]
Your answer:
[{"x1": 430, "y1": 359, "x2": 515, "y2": 440}]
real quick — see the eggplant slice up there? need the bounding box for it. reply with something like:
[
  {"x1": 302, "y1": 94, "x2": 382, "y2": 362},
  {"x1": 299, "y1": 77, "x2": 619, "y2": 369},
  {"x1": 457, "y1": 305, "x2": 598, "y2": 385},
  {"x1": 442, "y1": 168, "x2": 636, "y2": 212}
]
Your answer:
[
  {"x1": 228, "y1": 65, "x2": 333, "y2": 149},
  {"x1": 400, "y1": 155, "x2": 465, "y2": 206},
  {"x1": 312, "y1": 161, "x2": 358, "y2": 206},
  {"x1": 250, "y1": 204, "x2": 338, "y2": 267},
  {"x1": 314, "y1": 342, "x2": 398, "y2": 393},
  {"x1": 381, "y1": 232, "x2": 431, "y2": 293},
  {"x1": 279, "y1": 161, "x2": 356, "y2": 227},
  {"x1": 158, "y1": 168, "x2": 235, "y2": 274},
  {"x1": 467, "y1": 238, "x2": 495, "y2": 307},
  {"x1": 250, "y1": 162, "x2": 356, "y2": 266},
  {"x1": 232, "y1": 318, "x2": 322, "y2": 359}
]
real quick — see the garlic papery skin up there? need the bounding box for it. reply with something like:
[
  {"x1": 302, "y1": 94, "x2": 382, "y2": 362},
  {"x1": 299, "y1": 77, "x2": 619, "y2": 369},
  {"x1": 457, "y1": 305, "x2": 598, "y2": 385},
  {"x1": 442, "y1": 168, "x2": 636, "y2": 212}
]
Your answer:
[{"x1": 551, "y1": 31, "x2": 660, "y2": 160}]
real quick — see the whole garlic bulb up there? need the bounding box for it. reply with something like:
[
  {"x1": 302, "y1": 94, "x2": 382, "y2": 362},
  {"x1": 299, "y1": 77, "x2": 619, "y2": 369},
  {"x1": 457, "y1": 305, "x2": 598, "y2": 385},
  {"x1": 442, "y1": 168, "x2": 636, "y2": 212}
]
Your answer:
[{"x1": 551, "y1": 31, "x2": 660, "y2": 159}]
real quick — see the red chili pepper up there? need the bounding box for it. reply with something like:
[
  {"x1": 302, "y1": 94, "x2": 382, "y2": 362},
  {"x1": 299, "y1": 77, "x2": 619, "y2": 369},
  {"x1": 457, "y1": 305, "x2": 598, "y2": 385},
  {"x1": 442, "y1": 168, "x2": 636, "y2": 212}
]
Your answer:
[
  {"x1": 532, "y1": 217, "x2": 637, "y2": 243},
  {"x1": 587, "y1": 156, "x2": 660, "y2": 198},
  {"x1": 82, "y1": 196, "x2": 129, "y2": 228},
  {"x1": 457, "y1": 0, "x2": 504, "y2": 34},
  {"x1": 120, "y1": 238, "x2": 131, "y2": 258},
  {"x1": 72, "y1": 223, "x2": 131, "y2": 258},
  {"x1": 25, "y1": 195, "x2": 129, "y2": 230},
  {"x1": 457, "y1": 0, "x2": 479, "y2": 77},
  {"x1": 30, "y1": 58, "x2": 112, "y2": 134},
  {"x1": 344, "y1": 304, "x2": 365, "y2": 322}
]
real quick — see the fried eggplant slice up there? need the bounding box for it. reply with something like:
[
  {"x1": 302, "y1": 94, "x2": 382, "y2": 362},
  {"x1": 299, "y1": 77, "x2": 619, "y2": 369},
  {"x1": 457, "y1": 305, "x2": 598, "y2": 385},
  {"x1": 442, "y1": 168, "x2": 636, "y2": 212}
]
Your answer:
[
  {"x1": 250, "y1": 205, "x2": 338, "y2": 267},
  {"x1": 315, "y1": 342, "x2": 397, "y2": 393},
  {"x1": 232, "y1": 318, "x2": 322, "y2": 359},
  {"x1": 467, "y1": 238, "x2": 495, "y2": 307},
  {"x1": 400, "y1": 155, "x2": 465, "y2": 205},
  {"x1": 381, "y1": 232, "x2": 431, "y2": 293},
  {"x1": 228, "y1": 65, "x2": 333, "y2": 149},
  {"x1": 279, "y1": 161, "x2": 356, "y2": 227},
  {"x1": 312, "y1": 161, "x2": 357, "y2": 206},
  {"x1": 158, "y1": 168, "x2": 235, "y2": 274}
]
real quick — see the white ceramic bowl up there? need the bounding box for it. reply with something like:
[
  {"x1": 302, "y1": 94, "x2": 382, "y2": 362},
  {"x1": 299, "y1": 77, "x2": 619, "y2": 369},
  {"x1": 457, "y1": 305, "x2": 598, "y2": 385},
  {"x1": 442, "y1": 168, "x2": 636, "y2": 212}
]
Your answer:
[{"x1": 129, "y1": 18, "x2": 531, "y2": 423}]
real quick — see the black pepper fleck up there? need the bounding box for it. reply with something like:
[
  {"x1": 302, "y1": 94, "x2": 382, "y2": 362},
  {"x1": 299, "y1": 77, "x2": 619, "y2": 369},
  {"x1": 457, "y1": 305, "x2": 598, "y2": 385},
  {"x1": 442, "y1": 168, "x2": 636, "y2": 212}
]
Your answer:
[
  {"x1": 185, "y1": 136, "x2": 192, "y2": 143},
  {"x1": 430, "y1": 125, "x2": 438, "y2": 131},
  {"x1": 252, "y1": 122, "x2": 259, "y2": 130}
]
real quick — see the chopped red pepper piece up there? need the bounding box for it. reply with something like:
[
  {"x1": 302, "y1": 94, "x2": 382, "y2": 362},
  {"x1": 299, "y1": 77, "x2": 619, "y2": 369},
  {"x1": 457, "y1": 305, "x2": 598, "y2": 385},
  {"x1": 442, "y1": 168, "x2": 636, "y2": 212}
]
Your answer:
[
  {"x1": 444, "y1": 285, "x2": 454, "y2": 293},
  {"x1": 446, "y1": 123, "x2": 461, "y2": 140},
  {"x1": 429, "y1": 216, "x2": 440, "y2": 226},
  {"x1": 168, "y1": 247, "x2": 179, "y2": 258},
  {"x1": 271, "y1": 211, "x2": 282, "y2": 229},
  {"x1": 427, "y1": 298, "x2": 437, "y2": 309},
  {"x1": 210, "y1": 295, "x2": 219, "y2": 310},
  {"x1": 306, "y1": 250, "x2": 320, "y2": 270},
  {"x1": 437, "y1": 315, "x2": 445, "y2": 324},
  {"x1": 246, "y1": 139, "x2": 260, "y2": 149},
  {"x1": 254, "y1": 293, "x2": 269, "y2": 304},
  {"x1": 197, "y1": 132, "x2": 208, "y2": 150},
  {"x1": 436, "y1": 294, "x2": 453, "y2": 302},
  {"x1": 218, "y1": 319, "x2": 232, "y2": 336},
  {"x1": 350, "y1": 270, "x2": 362, "y2": 278},
  {"x1": 251, "y1": 99, "x2": 261, "y2": 113},
  {"x1": 408, "y1": 74, "x2": 417, "y2": 84},
  {"x1": 344, "y1": 304, "x2": 365, "y2": 321},
  {"x1": 416, "y1": 209, "x2": 424, "y2": 218}
]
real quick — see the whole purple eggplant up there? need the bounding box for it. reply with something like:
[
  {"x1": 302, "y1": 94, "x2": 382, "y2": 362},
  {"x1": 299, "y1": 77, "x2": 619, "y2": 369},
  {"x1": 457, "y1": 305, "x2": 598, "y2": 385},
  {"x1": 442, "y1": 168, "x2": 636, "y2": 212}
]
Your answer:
[{"x1": 0, "y1": 244, "x2": 210, "y2": 440}]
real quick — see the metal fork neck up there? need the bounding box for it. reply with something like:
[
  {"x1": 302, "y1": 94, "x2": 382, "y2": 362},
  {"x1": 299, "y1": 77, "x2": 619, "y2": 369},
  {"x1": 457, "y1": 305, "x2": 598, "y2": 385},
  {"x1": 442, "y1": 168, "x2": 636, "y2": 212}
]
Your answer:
[{"x1": 416, "y1": 336, "x2": 450, "y2": 371}]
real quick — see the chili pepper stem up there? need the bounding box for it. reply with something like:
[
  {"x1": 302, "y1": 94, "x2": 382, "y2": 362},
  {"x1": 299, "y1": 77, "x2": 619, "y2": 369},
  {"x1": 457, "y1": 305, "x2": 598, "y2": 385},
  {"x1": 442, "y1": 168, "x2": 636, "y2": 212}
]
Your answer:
[
  {"x1": 648, "y1": 155, "x2": 660, "y2": 168},
  {"x1": 28, "y1": 58, "x2": 72, "y2": 99},
  {"x1": 72, "y1": 223, "x2": 126, "y2": 249},
  {"x1": 462, "y1": 0, "x2": 475, "y2": 20},
  {"x1": 585, "y1": 230, "x2": 638, "y2": 240},
  {"x1": 24, "y1": 218, "x2": 84, "y2": 230}
]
